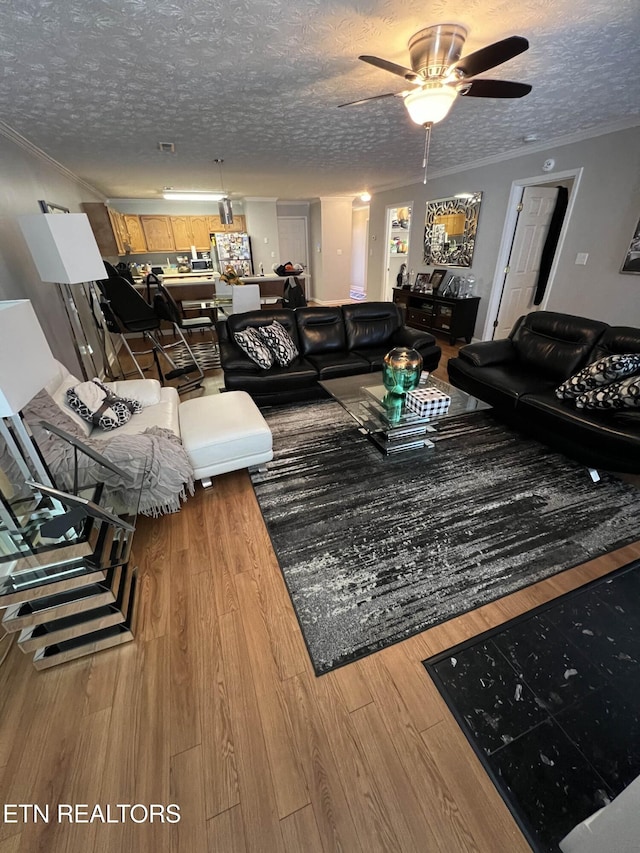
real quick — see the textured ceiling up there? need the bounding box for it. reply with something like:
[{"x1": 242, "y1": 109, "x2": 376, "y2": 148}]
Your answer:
[{"x1": 0, "y1": 0, "x2": 639, "y2": 201}]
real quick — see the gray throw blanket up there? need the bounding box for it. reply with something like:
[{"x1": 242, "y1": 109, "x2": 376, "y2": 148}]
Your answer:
[{"x1": 9, "y1": 390, "x2": 195, "y2": 517}]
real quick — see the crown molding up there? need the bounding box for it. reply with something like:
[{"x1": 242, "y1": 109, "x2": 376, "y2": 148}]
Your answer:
[
  {"x1": 243, "y1": 196, "x2": 279, "y2": 202},
  {"x1": 0, "y1": 120, "x2": 107, "y2": 199},
  {"x1": 370, "y1": 117, "x2": 640, "y2": 194}
]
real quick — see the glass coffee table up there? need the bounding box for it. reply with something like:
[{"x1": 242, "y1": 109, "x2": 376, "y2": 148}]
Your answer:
[{"x1": 319, "y1": 373, "x2": 491, "y2": 455}]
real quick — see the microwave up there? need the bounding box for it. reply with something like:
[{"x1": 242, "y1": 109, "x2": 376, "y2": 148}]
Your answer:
[{"x1": 191, "y1": 259, "x2": 211, "y2": 271}]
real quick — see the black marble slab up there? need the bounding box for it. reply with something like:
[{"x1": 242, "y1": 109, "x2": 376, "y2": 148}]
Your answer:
[{"x1": 424, "y1": 558, "x2": 640, "y2": 853}]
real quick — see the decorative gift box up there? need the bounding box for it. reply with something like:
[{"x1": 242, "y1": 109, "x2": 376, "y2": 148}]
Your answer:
[{"x1": 405, "y1": 387, "x2": 451, "y2": 418}]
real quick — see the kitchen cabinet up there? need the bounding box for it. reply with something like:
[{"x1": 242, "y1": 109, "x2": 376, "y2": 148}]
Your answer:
[
  {"x1": 140, "y1": 215, "x2": 173, "y2": 252},
  {"x1": 83, "y1": 206, "x2": 249, "y2": 257},
  {"x1": 170, "y1": 214, "x2": 247, "y2": 250},
  {"x1": 108, "y1": 209, "x2": 130, "y2": 255},
  {"x1": 123, "y1": 215, "x2": 147, "y2": 252},
  {"x1": 190, "y1": 215, "x2": 213, "y2": 248},
  {"x1": 207, "y1": 214, "x2": 245, "y2": 234},
  {"x1": 393, "y1": 288, "x2": 480, "y2": 345},
  {"x1": 169, "y1": 216, "x2": 194, "y2": 250}
]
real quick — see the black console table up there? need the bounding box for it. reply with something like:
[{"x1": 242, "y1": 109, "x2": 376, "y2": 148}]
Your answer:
[{"x1": 393, "y1": 288, "x2": 480, "y2": 345}]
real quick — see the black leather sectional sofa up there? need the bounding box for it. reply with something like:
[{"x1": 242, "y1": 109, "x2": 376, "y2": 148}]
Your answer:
[
  {"x1": 447, "y1": 311, "x2": 640, "y2": 474},
  {"x1": 216, "y1": 302, "x2": 441, "y2": 405}
]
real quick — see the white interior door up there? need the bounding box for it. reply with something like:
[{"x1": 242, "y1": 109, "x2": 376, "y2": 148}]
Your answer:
[
  {"x1": 494, "y1": 186, "x2": 559, "y2": 339},
  {"x1": 277, "y1": 217, "x2": 308, "y2": 269}
]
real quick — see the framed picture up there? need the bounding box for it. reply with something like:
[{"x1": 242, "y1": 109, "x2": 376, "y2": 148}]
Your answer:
[
  {"x1": 429, "y1": 269, "x2": 448, "y2": 292},
  {"x1": 38, "y1": 200, "x2": 69, "y2": 214},
  {"x1": 621, "y1": 216, "x2": 640, "y2": 274},
  {"x1": 413, "y1": 272, "x2": 431, "y2": 291}
]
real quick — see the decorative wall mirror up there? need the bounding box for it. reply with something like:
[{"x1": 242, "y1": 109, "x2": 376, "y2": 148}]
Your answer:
[{"x1": 423, "y1": 192, "x2": 482, "y2": 268}]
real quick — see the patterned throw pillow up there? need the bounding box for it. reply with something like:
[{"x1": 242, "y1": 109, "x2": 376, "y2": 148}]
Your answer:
[
  {"x1": 66, "y1": 379, "x2": 142, "y2": 431},
  {"x1": 233, "y1": 327, "x2": 274, "y2": 370},
  {"x1": 257, "y1": 320, "x2": 299, "y2": 367},
  {"x1": 556, "y1": 353, "x2": 640, "y2": 399},
  {"x1": 576, "y1": 374, "x2": 640, "y2": 410},
  {"x1": 556, "y1": 353, "x2": 640, "y2": 400}
]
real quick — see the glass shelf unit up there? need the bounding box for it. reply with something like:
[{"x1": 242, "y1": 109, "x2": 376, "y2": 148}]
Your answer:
[{"x1": 0, "y1": 482, "x2": 140, "y2": 669}]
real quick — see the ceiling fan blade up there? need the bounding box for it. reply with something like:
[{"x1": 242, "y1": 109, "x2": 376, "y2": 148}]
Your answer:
[
  {"x1": 457, "y1": 79, "x2": 532, "y2": 98},
  {"x1": 337, "y1": 92, "x2": 403, "y2": 108},
  {"x1": 448, "y1": 36, "x2": 529, "y2": 79},
  {"x1": 359, "y1": 55, "x2": 418, "y2": 82}
]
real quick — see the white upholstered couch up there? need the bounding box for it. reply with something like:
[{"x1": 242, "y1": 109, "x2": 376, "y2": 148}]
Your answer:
[
  {"x1": 33, "y1": 360, "x2": 272, "y2": 501},
  {"x1": 44, "y1": 360, "x2": 180, "y2": 444}
]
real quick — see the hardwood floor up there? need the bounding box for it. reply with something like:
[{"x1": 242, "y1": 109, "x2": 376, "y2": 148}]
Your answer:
[{"x1": 1, "y1": 337, "x2": 638, "y2": 852}]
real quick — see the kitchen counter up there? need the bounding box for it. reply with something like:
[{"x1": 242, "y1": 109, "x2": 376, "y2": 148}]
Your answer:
[{"x1": 134, "y1": 273, "x2": 310, "y2": 304}]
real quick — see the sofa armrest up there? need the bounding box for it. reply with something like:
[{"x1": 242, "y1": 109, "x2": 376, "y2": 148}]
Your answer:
[
  {"x1": 391, "y1": 326, "x2": 437, "y2": 350},
  {"x1": 104, "y1": 378, "x2": 162, "y2": 407},
  {"x1": 458, "y1": 339, "x2": 517, "y2": 367}
]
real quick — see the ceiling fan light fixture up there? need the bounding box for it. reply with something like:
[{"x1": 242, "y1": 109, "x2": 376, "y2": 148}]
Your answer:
[{"x1": 403, "y1": 85, "x2": 457, "y2": 126}]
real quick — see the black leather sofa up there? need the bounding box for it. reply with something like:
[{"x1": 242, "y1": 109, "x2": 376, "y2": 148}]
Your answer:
[
  {"x1": 216, "y1": 302, "x2": 442, "y2": 404},
  {"x1": 447, "y1": 311, "x2": 640, "y2": 473}
]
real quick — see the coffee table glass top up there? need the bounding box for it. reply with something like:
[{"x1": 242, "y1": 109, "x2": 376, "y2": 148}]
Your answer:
[{"x1": 319, "y1": 373, "x2": 491, "y2": 454}]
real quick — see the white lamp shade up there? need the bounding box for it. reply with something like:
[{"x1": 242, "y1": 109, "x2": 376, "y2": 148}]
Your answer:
[
  {"x1": 18, "y1": 213, "x2": 106, "y2": 284},
  {"x1": 0, "y1": 300, "x2": 58, "y2": 416},
  {"x1": 403, "y1": 86, "x2": 458, "y2": 126}
]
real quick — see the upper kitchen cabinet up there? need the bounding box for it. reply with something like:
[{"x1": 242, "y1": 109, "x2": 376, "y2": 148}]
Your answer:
[
  {"x1": 170, "y1": 216, "x2": 193, "y2": 250},
  {"x1": 207, "y1": 214, "x2": 246, "y2": 234},
  {"x1": 171, "y1": 214, "x2": 248, "y2": 249},
  {"x1": 109, "y1": 209, "x2": 130, "y2": 254},
  {"x1": 139, "y1": 215, "x2": 173, "y2": 252},
  {"x1": 190, "y1": 215, "x2": 213, "y2": 248},
  {"x1": 170, "y1": 215, "x2": 214, "y2": 250},
  {"x1": 123, "y1": 215, "x2": 147, "y2": 252}
]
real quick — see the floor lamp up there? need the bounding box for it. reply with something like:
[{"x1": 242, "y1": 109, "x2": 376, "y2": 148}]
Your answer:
[{"x1": 18, "y1": 213, "x2": 109, "y2": 381}]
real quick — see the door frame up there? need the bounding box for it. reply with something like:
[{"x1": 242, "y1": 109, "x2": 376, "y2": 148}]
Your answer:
[
  {"x1": 383, "y1": 201, "x2": 413, "y2": 301},
  {"x1": 482, "y1": 167, "x2": 583, "y2": 340}
]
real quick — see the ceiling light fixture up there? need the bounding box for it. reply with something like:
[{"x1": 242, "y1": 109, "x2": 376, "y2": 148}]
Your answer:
[
  {"x1": 360, "y1": 191, "x2": 372, "y2": 202},
  {"x1": 403, "y1": 85, "x2": 458, "y2": 126},
  {"x1": 162, "y1": 191, "x2": 225, "y2": 201},
  {"x1": 401, "y1": 85, "x2": 458, "y2": 186}
]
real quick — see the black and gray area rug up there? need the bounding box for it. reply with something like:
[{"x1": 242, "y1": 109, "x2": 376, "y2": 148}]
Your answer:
[
  {"x1": 250, "y1": 399, "x2": 640, "y2": 675},
  {"x1": 424, "y1": 558, "x2": 640, "y2": 853}
]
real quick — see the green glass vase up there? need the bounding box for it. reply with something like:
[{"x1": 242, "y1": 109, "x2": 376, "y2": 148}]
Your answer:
[{"x1": 382, "y1": 347, "x2": 423, "y2": 396}]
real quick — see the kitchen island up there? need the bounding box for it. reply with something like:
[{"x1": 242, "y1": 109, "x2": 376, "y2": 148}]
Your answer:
[{"x1": 134, "y1": 273, "x2": 309, "y2": 314}]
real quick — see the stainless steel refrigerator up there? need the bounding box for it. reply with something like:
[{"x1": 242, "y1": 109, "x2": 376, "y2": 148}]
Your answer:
[{"x1": 212, "y1": 232, "x2": 253, "y2": 276}]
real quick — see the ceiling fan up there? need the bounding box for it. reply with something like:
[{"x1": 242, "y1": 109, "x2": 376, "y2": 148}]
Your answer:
[{"x1": 339, "y1": 23, "x2": 531, "y2": 128}]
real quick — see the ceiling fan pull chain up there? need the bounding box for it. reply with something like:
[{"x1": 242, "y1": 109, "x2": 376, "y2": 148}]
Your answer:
[{"x1": 422, "y1": 122, "x2": 432, "y2": 184}]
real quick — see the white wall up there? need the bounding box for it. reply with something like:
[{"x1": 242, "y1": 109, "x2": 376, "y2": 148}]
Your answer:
[
  {"x1": 367, "y1": 125, "x2": 640, "y2": 334},
  {"x1": 316, "y1": 197, "x2": 353, "y2": 303},
  {"x1": 243, "y1": 199, "x2": 280, "y2": 274},
  {"x1": 308, "y1": 201, "x2": 322, "y2": 302},
  {"x1": 0, "y1": 129, "x2": 105, "y2": 375}
]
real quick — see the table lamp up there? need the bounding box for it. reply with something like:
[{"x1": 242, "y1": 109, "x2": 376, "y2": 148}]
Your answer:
[
  {"x1": 18, "y1": 213, "x2": 108, "y2": 380},
  {"x1": 0, "y1": 299, "x2": 58, "y2": 488}
]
